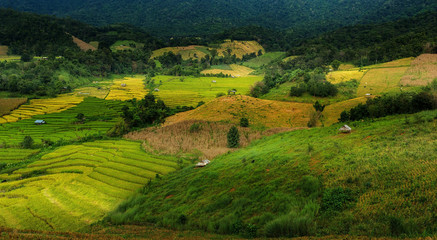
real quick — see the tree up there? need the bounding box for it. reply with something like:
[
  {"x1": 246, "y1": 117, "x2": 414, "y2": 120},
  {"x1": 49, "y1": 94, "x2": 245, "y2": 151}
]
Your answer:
[
  {"x1": 240, "y1": 117, "x2": 249, "y2": 127},
  {"x1": 75, "y1": 113, "x2": 85, "y2": 123},
  {"x1": 313, "y1": 101, "x2": 326, "y2": 112},
  {"x1": 331, "y1": 60, "x2": 341, "y2": 71},
  {"x1": 21, "y1": 136, "x2": 34, "y2": 149},
  {"x1": 20, "y1": 53, "x2": 33, "y2": 62},
  {"x1": 227, "y1": 126, "x2": 240, "y2": 148}
]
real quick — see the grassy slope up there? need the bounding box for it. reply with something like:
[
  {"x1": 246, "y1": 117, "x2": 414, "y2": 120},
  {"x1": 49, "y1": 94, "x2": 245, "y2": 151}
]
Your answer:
[
  {"x1": 243, "y1": 52, "x2": 286, "y2": 69},
  {"x1": 109, "y1": 110, "x2": 437, "y2": 237},
  {"x1": 164, "y1": 95, "x2": 313, "y2": 128},
  {"x1": 201, "y1": 64, "x2": 255, "y2": 77}
]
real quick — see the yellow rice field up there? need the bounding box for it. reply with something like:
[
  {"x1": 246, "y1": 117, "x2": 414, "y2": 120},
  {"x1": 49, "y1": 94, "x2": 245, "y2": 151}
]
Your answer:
[
  {"x1": 217, "y1": 40, "x2": 265, "y2": 59},
  {"x1": 0, "y1": 94, "x2": 83, "y2": 124},
  {"x1": 326, "y1": 70, "x2": 366, "y2": 84},
  {"x1": 201, "y1": 64, "x2": 255, "y2": 77},
  {"x1": 357, "y1": 67, "x2": 409, "y2": 97},
  {"x1": 105, "y1": 77, "x2": 148, "y2": 101},
  {"x1": 151, "y1": 45, "x2": 208, "y2": 60}
]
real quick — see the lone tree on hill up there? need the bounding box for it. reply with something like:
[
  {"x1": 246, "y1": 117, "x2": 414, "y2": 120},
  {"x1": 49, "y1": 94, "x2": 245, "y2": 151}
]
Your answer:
[
  {"x1": 240, "y1": 117, "x2": 249, "y2": 127},
  {"x1": 21, "y1": 136, "x2": 34, "y2": 149},
  {"x1": 308, "y1": 101, "x2": 326, "y2": 128},
  {"x1": 227, "y1": 126, "x2": 240, "y2": 148}
]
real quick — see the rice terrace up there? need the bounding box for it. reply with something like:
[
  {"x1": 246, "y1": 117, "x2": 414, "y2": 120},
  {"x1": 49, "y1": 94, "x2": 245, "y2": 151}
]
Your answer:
[{"x1": 0, "y1": 4, "x2": 436, "y2": 240}]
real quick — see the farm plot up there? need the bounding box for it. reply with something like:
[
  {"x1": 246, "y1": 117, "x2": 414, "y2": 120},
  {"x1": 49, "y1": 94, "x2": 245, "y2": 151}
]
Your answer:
[
  {"x1": 0, "y1": 94, "x2": 83, "y2": 124},
  {"x1": 152, "y1": 75, "x2": 262, "y2": 107},
  {"x1": 326, "y1": 70, "x2": 366, "y2": 84},
  {"x1": 0, "y1": 97, "x2": 124, "y2": 146},
  {"x1": 105, "y1": 77, "x2": 148, "y2": 101},
  {"x1": 217, "y1": 40, "x2": 265, "y2": 59},
  {"x1": 0, "y1": 149, "x2": 40, "y2": 164},
  {"x1": 0, "y1": 140, "x2": 184, "y2": 231},
  {"x1": 243, "y1": 52, "x2": 286, "y2": 69},
  {"x1": 201, "y1": 64, "x2": 255, "y2": 77},
  {"x1": 151, "y1": 45, "x2": 209, "y2": 60},
  {"x1": 0, "y1": 98, "x2": 27, "y2": 116},
  {"x1": 357, "y1": 67, "x2": 409, "y2": 97},
  {"x1": 400, "y1": 54, "x2": 437, "y2": 86},
  {"x1": 0, "y1": 46, "x2": 8, "y2": 55}
]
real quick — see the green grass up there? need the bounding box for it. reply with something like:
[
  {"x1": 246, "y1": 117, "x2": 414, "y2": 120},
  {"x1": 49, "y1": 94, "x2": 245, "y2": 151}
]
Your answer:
[
  {"x1": 210, "y1": 65, "x2": 233, "y2": 70},
  {"x1": 0, "y1": 140, "x2": 187, "y2": 231},
  {"x1": 109, "y1": 110, "x2": 437, "y2": 238},
  {"x1": 152, "y1": 75, "x2": 263, "y2": 107},
  {"x1": 110, "y1": 40, "x2": 144, "y2": 52},
  {"x1": 242, "y1": 52, "x2": 286, "y2": 69}
]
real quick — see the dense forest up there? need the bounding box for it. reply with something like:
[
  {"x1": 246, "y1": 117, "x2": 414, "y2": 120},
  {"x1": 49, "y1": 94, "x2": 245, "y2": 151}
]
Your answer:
[{"x1": 1, "y1": 0, "x2": 436, "y2": 37}]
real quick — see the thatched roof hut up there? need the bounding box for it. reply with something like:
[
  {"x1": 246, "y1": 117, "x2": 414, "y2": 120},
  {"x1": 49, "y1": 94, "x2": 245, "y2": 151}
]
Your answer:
[{"x1": 339, "y1": 125, "x2": 352, "y2": 133}]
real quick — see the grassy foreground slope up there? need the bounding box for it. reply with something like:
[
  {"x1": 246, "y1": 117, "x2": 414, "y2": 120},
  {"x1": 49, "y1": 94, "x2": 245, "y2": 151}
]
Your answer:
[{"x1": 109, "y1": 110, "x2": 437, "y2": 238}]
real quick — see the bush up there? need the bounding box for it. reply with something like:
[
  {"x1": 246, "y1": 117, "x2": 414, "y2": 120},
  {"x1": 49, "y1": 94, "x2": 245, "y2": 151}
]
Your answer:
[
  {"x1": 227, "y1": 126, "x2": 240, "y2": 148},
  {"x1": 265, "y1": 212, "x2": 315, "y2": 237},
  {"x1": 21, "y1": 136, "x2": 34, "y2": 149},
  {"x1": 289, "y1": 84, "x2": 307, "y2": 97},
  {"x1": 189, "y1": 122, "x2": 202, "y2": 133},
  {"x1": 240, "y1": 117, "x2": 249, "y2": 127},
  {"x1": 216, "y1": 92, "x2": 226, "y2": 98},
  {"x1": 298, "y1": 175, "x2": 321, "y2": 197},
  {"x1": 321, "y1": 187, "x2": 355, "y2": 212}
]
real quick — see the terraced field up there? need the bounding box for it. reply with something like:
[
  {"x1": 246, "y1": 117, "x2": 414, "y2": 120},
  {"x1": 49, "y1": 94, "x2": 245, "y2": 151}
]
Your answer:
[
  {"x1": 151, "y1": 45, "x2": 209, "y2": 60},
  {"x1": 326, "y1": 70, "x2": 366, "y2": 84},
  {"x1": 357, "y1": 67, "x2": 409, "y2": 97},
  {"x1": 105, "y1": 77, "x2": 148, "y2": 101},
  {"x1": 400, "y1": 54, "x2": 437, "y2": 86},
  {"x1": 0, "y1": 149, "x2": 40, "y2": 164},
  {"x1": 0, "y1": 97, "x2": 123, "y2": 146},
  {"x1": 217, "y1": 40, "x2": 264, "y2": 58},
  {"x1": 0, "y1": 140, "x2": 184, "y2": 231},
  {"x1": 0, "y1": 94, "x2": 83, "y2": 124},
  {"x1": 152, "y1": 75, "x2": 262, "y2": 107},
  {"x1": 243, "y1": 52, "x2": 286, "y2": 68},
  {"x1": 201, "y1": 64, "x2": 255, "y2": 77},
  {"x1": 0, "y1": 45, "x2": 8, "y2": 55}
]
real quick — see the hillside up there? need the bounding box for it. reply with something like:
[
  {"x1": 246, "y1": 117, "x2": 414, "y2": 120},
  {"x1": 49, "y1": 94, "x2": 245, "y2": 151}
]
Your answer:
[
  {"x1": 1, "y1": 0, "x2": 436, "y2": 37},
  {"x1": 109, "y1": 109, "x2": 437, "y2": 237}
]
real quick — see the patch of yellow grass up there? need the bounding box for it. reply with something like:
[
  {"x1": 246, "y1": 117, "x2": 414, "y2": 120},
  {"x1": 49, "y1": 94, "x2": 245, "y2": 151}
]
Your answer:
[
  {"x1": 201, "y1": 64, "x2": 255, "y2": 77},
  {"x1": 0, "y1": 98, "x2": 27, "y2": 116},
  {"x1": 326, "y1": 70, "x2": 366, "y2": 84},
  {"x1": 283, "y1": 56, "x2": 298, "y2": 62},
  {"x1": 357, "y1": 67, "x2": 409, "y2": 97},
  {"x1": 71, "y1": 35, "x2": 97, "y2": 51},
  {"x1": 74, "y1": 86, "x2": 109, "y2": 99},
  {"x1": 338, "y1": 63, "x2": 356, "y2": 70},
  {"x1": 165, "y1": 95, "x2": 313, "y2": 128},
  {"x1": 324, "y1": 97, "x2": 368, "y2": 125},
  {"x1": 360, "y1": 57, "x2": 414, "y2": 69},
  {"x1": 105, "y1": 77, "x2": 148, "y2": 101},
  {"x1": 151, "y1": 45, "x2": 208, "y2": 60},
  {"x1": 218, "y1": 40, "x2": 265, "y2": 59},
  {"x1": 0, "y1": 46, "x2": 8, "y2": 56},
  {"x1": 400, "y1": 54, "x2": 437, "y2": 86},
  {"x1": 0, "y1": 94, "x2": 83, "y2": 124}
]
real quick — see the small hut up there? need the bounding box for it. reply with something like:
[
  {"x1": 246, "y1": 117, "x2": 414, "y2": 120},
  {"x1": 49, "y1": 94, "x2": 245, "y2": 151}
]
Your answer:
[
  {"x1": 154, "y1": 88, "x2": 160, "y2": 92},
  {"x1": 211, "y1": 80, "x2": 217, "y2": 83},
  {"x1": 195, "y1": 159, "x2": 210, "y2": 168},
  {"x1": 34, "y1": 120, "x2": 46, "y2": 125},
  {"x1": 339, "y1": 125, "x2": 352, "y2": 133},
  {"x1": 121, "y1": 83, "x2": 127, "y2": 87}
]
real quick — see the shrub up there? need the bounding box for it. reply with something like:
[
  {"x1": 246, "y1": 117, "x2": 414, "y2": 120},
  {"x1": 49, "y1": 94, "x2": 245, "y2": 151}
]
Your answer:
[
  {"x1": 227, "y1": 126, "x2": 240, "y2": 148},
  {"x1": 216, "y1": 92, "x2": 226, "y2": 98},
  {"x1": 265, "y1": 212, "x2": 315, "y2": 237},
  {"x1": 21, "y1": 136, "x2": 34, "y2": 149},
  {"x1": 240, "y1": 117, "x2": 249, "y2": 127},
  {"x1": 321, "y1": 187, "x2": 355, "y2": 212},
  {"x1": 189, "y1": 122, "x2": 202, "y2": 133},
  {"x1": 290, "y1": 84, "x2": 307, "y2": 97},
  {"x1": 298, "y1": 175, "x2": 321, "y2": 197}
]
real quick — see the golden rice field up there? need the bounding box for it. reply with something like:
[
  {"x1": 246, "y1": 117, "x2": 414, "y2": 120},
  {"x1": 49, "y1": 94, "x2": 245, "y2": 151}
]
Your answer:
[
  {"x1": 217, "y1": 40, "x2": 265, "y2": 58},
  {"x1": 0, "y1": 140, "x2": 185, "y2": 231},
  {"x1": 152, "y1": 75, "x2": 262, "y2": 107},
  {"x1": 164, "y1": 95, "x2": 313, "y2": 128},
  {"x1": 201, "y1": 64, "x2": 255, "y2": 77},
  {"x1": 326, "y1": 70, "x2": 366, "y2": 84},
  {"x1": 361, "y1": 57, "x2": 414, "y2": 69},
  {"x1": 0, "y1": 94, "x2": 83, "y2": 124},
  {"x1": 105, "y1": 77, "x2": 149, "y2": 101},
  {"x1": 400, "y1": 54, "x2": 437, "y2": 86},
  {"x1": 0, "y1": 98, "x2": 27, "y2": 116},
  {"x1": 357, "y1": 67, "x2": 409, "y2": 97},
  {"x1": 74, "y1": 86, "x2": 110, "y2": 99},
  {"x1": 151, "y1": 45, "x2": 209, "y2": 60}
]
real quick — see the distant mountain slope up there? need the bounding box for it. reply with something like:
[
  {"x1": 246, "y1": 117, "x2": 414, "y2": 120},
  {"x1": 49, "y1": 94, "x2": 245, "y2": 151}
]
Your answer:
[{"x1": 1, "y1": 0, "x2": 436, "y2": 37}]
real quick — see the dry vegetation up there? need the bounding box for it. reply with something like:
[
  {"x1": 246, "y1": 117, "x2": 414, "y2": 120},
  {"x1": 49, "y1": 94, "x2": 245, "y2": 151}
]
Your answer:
[
  {"x1": 0, "y1": 45, "x2": 8, "y2": 55},
  {"x1": 126, "y1": 120, "x2": 297, "y2": 159},
  {"x1": 400, "y1": 54, "x2": 437, "y2": 86},
  {"x1": 165, "y1": 95, "x2": 313, "y2": 128},
  {"x1": 218, "y1": 40, "x2": 265, "y2": 58},
  {"x1": 0, "y1": 98, "x2": 27, "y2": 116},
  {"x1": 326, "y1": 70, "x2": 366, "y2": 84},
  {"x1": 71, "y1": 35, "x2": 97, "y2": 51},
  {"x1": 201, "y1": 64, "x2": 255, "y2": 77},
  {"x1": 151, "y1": 45, "x2": 208, "y2": 60}
]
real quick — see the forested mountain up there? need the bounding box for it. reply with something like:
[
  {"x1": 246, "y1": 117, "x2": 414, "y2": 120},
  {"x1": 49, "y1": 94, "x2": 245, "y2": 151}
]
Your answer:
[{"x1": 1, "y1": 0, "x2": 436, "y2": 37}]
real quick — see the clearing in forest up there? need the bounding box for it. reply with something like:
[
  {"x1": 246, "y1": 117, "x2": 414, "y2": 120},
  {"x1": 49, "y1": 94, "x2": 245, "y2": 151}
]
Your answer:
[
  {"x1": 71, "y1": 35, "x2": 97, "y2": 51},
  {"x1": 105, "y1": 77, "x2": 148, "y2": 101},
  {"x1": 0, "y1": 46, "x2": 8, "y2": 55},
  {"x1": 0, "y1": 140, "x2": 184, "y2": 231}
]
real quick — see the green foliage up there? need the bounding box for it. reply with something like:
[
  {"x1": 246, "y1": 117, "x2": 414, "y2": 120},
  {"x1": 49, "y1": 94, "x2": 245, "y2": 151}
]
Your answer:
[
  {"x1": 20, "y1": 53, "x2": 33, "y2": 62},
  {"x1": 289, "y1": 84, "x2": 306, "y2": 97},
  {"x1": 189, "y1": 122, "x2": 202, "y2": 133},
  {"x1": 298, "y1": 176, "x2": 321, "y2": 198},
  {"x1": 121, "y1": 93, "x2": 169, "y2": 129},
  {"x1": 239, "y1": 117, "x2": 249, "y2": 127},
  {"x1": 321, "y1": 187, "x2": 355, "y2": 212},
  {"x1": 227, "y1": 126, "x2": 240, "y2": 148},
  {"x1": 313, "y1": 101, "x2": 325, "y2": 112},
  {"x1": 331, "y1": 60, "x2": 341, "y2": 70},
  {"x1": 20, "y1": 136, "x2": 34, "y2": 149}
]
